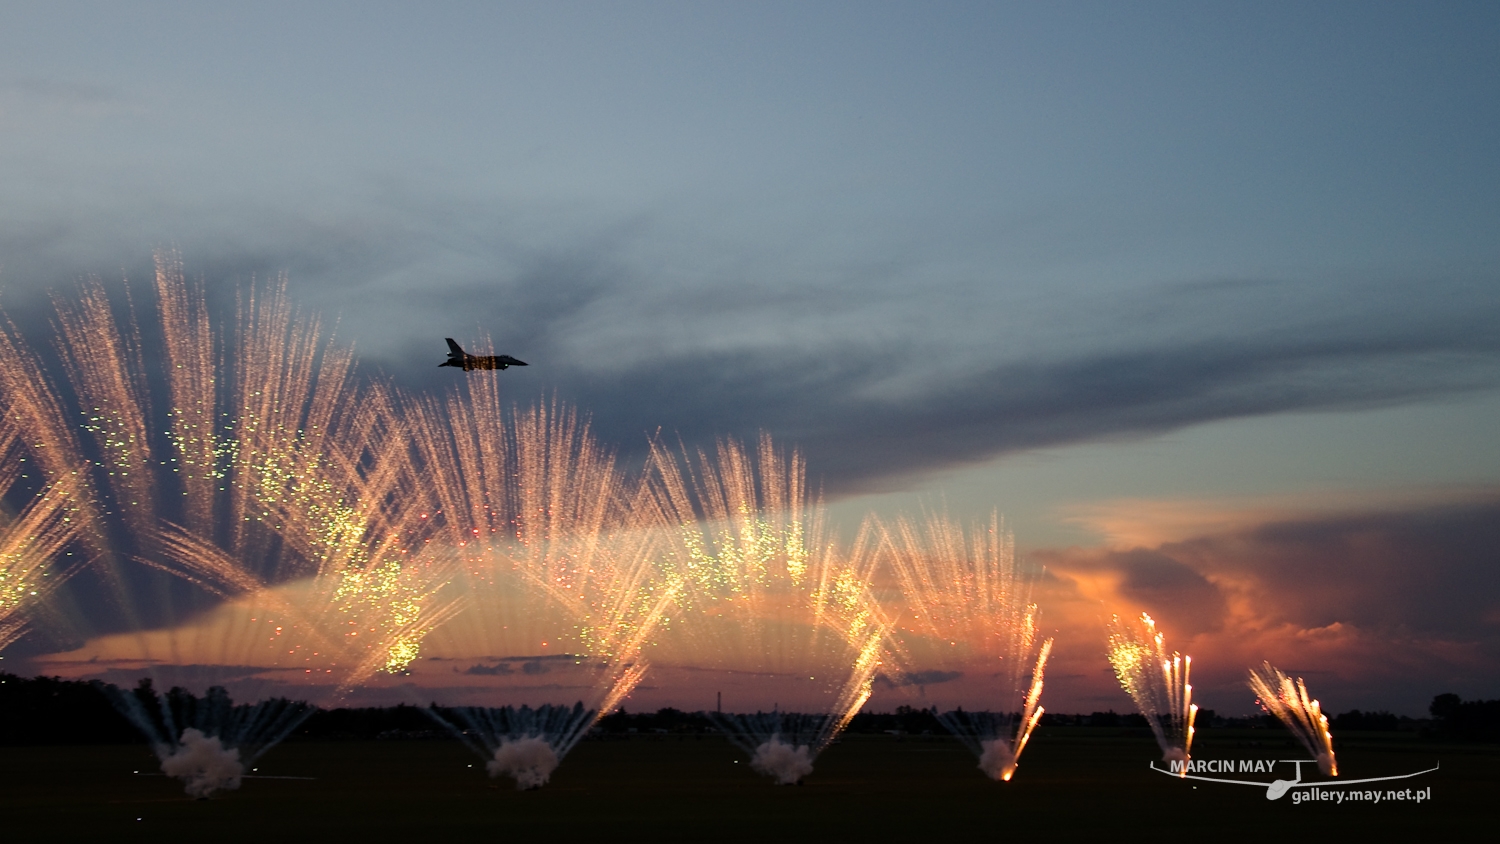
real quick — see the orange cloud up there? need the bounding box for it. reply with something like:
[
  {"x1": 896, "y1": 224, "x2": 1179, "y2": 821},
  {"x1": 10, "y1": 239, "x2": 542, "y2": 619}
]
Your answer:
[
  {"x1": 1034, "y1": 494, "x2": 1500, "y2": 715},
  {"x1": 1057, "y1": 485, "x2": 1500, "y2": 549}
]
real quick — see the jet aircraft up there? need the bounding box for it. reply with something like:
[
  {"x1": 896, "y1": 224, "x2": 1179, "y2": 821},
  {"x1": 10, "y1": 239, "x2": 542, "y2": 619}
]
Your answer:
[{"x1": 439, "y1": 338, "x2": 528, "y2": 371}]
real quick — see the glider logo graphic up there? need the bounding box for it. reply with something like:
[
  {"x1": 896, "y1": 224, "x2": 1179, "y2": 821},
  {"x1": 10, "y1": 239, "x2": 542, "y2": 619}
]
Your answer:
[{"x1": 1150, "y1": 758, "x2": 1438, "y2": 801}]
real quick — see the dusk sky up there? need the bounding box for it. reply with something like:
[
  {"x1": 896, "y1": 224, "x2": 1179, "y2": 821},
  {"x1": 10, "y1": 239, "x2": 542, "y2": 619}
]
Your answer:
[{"x1": 3, "y1": 1, "x2": 1498, "y2": 717}]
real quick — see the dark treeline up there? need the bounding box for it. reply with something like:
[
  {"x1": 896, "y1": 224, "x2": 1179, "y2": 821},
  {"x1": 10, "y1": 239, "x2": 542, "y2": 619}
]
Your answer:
[
  {"x1": 0, "y1": 673, "x2": 138, "y2": 744},
  {"x1": 294, "y1": 705, "x2": 447, "y2": 741},
  {"x1": 1429, "y1": 693, "x2": 1500, "y2": 741},
  {"x1": 3, "y1": 674, "x2": 1498, "y2": 744},
  {"x1": 1331, "y1": 709, "x2": 1408, "y2": 731}
]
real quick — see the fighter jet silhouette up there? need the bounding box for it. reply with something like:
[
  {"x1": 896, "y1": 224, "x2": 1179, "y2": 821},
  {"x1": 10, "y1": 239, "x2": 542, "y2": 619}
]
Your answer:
[{"x1": 439, "y1": 338, "x2": 528, "y2": 371}]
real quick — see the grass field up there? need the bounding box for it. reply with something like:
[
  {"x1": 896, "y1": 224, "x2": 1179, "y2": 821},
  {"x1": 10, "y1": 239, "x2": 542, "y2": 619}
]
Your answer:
[{"x1": 2, "y1": 729, "x2": 1491, "y2": 842}]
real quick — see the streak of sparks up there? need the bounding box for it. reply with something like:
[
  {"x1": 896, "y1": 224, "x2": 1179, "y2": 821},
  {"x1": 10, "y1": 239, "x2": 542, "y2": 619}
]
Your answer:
[
  {"x1": 0, "y1": 305, "x2": 94, "y2": 648},
  {"x1": 879, "y1": 511, "x2": 1051, "y2": 781},
  {"x1": 1107, "y1": 612, "x2": 1197, "y2": 771},
  {"x1": 0, "y1": 463, "x2": 87, "y2": 649},
  {"x1": 1248, "y1": 661, "x2": 1338, "y2": 776}
]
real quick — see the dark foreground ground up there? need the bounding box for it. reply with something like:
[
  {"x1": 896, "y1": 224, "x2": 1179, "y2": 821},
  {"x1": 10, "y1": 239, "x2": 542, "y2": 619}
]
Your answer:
[{"x1": 1, "y1": 729, "x2": 1490, "y2": 842}]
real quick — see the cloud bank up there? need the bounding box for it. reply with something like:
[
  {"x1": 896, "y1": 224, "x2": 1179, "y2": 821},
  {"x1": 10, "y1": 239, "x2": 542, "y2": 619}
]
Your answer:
[
  {"x1": 1035, "y1": 496, "x2": 1500, "y2": 715},
  {"x1": 3, "y1": 215, "x2": 1497, "y2": 498}
]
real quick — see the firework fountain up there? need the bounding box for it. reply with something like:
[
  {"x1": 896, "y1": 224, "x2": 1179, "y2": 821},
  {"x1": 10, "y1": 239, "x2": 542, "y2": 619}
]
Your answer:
[
  {"x1": 644, "y1": 435, "x2": 886, "y2": 785},
  {"x1": 0, "y1": 253, "x2": 465, "y2": 790},
  {"x1": 1248, "y1": 661, "x2": 1337, "y2": 776},
  {"x1": 38, "y1": 255, "x2": 463, "y2": 692},
  {"x1": 1106, "y1": 612, "x2": 1196, "y2": 769},
  {"x1": 878, "y1": 511, "x2": 1050, "y2": 781},
  {"x1": 407, "y1": 380, "x2": 678, "y2": 788},
  {"x1": 97, "y1": 680, "x2": 314, "y2": 798},
  {"x1": 429, "y1": 703, "x2": 589, "y2": 790},
  {"x1": 119, "y1": 256, "x2": 460, "y2": 688},
  {"x1": 0, "y1": 254, "x2": 682, "y2": 791}
]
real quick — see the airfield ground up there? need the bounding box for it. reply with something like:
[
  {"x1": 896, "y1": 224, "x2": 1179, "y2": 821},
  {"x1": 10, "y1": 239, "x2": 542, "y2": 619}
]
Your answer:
[{"x1": 1, "y1": 729, "x2": 1491, "y2": 842}]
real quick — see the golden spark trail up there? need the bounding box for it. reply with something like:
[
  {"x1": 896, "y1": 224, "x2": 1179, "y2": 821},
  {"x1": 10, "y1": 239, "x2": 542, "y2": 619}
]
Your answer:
[
  {"x1": 0, "y1": 316, "x2": 95, "y2": 647},
  {"x1": 0, "y1": 315, "x2": 94, "y2": 492},
  {"x1": 51, "y1": 280, "x2": 156, "y2": 538},
  {"x1": 1248, "y1": 661, "x2": 1338, "y2": 776},
  {"x1": 0, "y1": 446, "x2": 88, "y2": 649},
  {"x1": 153, "y1": 250, "x2": 221, "y2": 537}
]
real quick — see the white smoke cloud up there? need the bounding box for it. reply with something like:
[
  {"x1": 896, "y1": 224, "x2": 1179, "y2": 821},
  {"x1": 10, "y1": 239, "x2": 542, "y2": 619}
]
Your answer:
[
  {"x1": 487, "y1": 736, "x2": 559, "y2": 790},
  {"x1": 977, "y1": 738, "x2": 1018, "y2": 781},
  {"x1": 750, "y1": 737, "x2": 814, "y2": 785},
  {"x1": 158, "y1": 728, "x2": 244, "y2": 798}
]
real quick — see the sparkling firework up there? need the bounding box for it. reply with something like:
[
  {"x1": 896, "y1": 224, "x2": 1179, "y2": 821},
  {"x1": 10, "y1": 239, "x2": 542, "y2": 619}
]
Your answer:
[
  {"x1": 2, "y1": 252, "x2": 462, "y2": 694},
  {"x1": 406, "y1": 385, "x2": 677, "y2": 781},
  {"x1": 1248, "y1": 661, "x2": 1338, "y2": 776},
  {"x1": 1107, "y1": 612, "x2": 1196, "y2": 768},
  {"x1": 645, "y1": 434, "x2": 886, "y2": 782},
  {"x1": 0, "y1": 418, "x2": 88, "y2": 649},
  {"x1": 879, "y1": 511, "x2": 1050, "y2": 781},
  {"x1": 142, "y1": 271, "x2": 465, "y2": 692},
  {"x1": 147, "y1": 255, "x2": 463, "y2": 691},
  {"x1": 0, "y1": 303, "x2": 95, "y2": 648}
]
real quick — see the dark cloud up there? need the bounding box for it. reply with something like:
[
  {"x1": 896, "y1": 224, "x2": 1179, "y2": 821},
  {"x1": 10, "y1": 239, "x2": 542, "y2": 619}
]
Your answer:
[
  {"x1": 1175, "y1": 498, "x2": 1500, "y2": 638},
  {"x1": 1042, "y1": 498, "x2": 1500, "y2": 643},
  {"x1": 2, "y1": 203, "x2": 1498, "y2": 498},
  {"x1": 460, "y1": 662, "x2": 513, "y2": 676},
  {"x1": 874, "y1": 670, "x2": 963, "y2": 689},
  {"x1": 459, "y1": 654, "x2": 581, "y2": 677},
  {"x1": 560, "y1": 291, "x2": 1500, "y2": 495},
  {"x1": 1037, "y1": 496, "x2": 1500, "y2": 712}
]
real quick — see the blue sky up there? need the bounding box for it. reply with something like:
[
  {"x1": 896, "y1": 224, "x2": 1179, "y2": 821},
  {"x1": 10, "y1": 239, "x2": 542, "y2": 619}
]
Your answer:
[{"x1": 3, "y1": 1, "x2": 1498, "y2": 712}]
